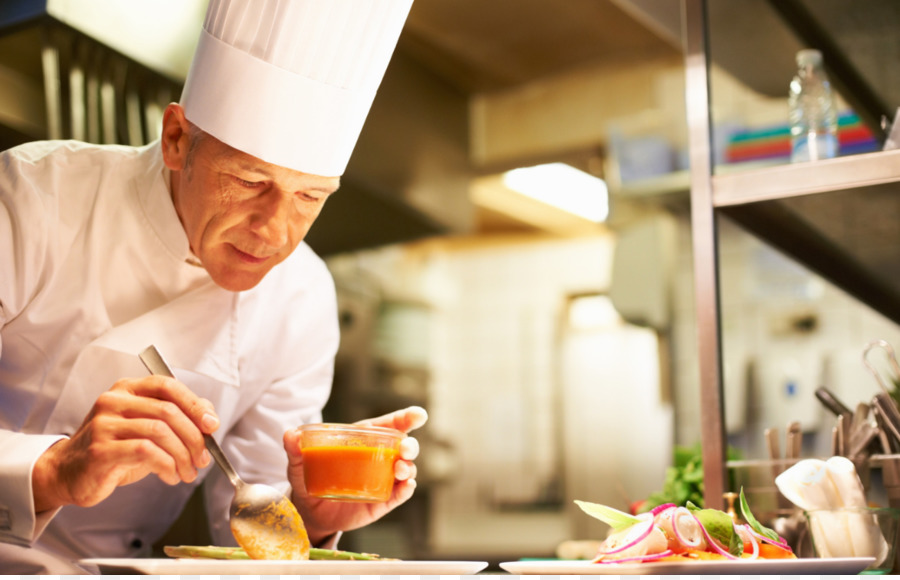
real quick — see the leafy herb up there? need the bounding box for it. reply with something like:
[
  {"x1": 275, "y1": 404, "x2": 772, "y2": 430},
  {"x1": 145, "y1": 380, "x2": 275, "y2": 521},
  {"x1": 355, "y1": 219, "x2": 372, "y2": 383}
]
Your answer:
[
  {"x1": 686, "y1": 502, "x2": 744, "y2": 556},
  {"x1": 738, "y1": 487, "x2": 779, "y2": 541},
  {"x1": 574, "y1": 499, "x2": 642, "y2": 531},
  {"x1": 639, "y1": 444, "x2": 743, "y2": 512}
]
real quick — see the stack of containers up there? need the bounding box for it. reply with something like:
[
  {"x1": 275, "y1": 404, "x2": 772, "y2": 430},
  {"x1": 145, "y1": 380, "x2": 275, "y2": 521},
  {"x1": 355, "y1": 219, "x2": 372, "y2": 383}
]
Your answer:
[{"x1": 724, "y1": 112, "x2": 879, "y2": 164}]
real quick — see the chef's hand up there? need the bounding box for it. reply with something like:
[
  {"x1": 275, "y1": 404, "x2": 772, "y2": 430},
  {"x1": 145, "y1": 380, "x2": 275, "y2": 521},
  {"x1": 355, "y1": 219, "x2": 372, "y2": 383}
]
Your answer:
[
  {"x1": 284, "y1": 406, "x2": 428, "y2": 545},
  {"x1": 31, "y1": 376, "x2": 218, "y2": 512}
]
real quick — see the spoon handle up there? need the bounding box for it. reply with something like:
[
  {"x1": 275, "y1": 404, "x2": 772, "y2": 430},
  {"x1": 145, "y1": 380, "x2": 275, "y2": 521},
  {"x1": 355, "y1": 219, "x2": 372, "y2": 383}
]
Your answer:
[
  {"x1": 202, "y1": 432, "x2": 243, "y2": 488},
  {"x1": 139, "y1": 345, "x2": 243, "y2": 488}
]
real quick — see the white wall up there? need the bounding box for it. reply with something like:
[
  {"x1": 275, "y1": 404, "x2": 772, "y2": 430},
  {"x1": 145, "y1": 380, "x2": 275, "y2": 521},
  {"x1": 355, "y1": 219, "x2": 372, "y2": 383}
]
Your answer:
[
  {"x1": 329, "y1": 233, "x2": 674, "y2": 556},
  {"x1": 671, "y1": 216, "x2": 900, "y2": 458}
]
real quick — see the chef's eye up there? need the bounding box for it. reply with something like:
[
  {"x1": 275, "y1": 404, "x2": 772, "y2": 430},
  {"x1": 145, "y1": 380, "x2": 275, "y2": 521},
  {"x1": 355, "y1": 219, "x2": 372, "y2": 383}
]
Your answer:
[
  {"x1": 296, "y1": 191, "x2": 322, "y2": 203},
  {"x1": 234, "y1": 176, "x2": 263, "y2": 188}
]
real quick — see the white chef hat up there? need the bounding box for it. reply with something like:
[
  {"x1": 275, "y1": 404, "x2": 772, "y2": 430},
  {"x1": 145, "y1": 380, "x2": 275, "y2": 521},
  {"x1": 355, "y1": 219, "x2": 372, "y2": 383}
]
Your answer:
[{"x1": 180, "y1": 0, "x2": 414, "y2": 177}]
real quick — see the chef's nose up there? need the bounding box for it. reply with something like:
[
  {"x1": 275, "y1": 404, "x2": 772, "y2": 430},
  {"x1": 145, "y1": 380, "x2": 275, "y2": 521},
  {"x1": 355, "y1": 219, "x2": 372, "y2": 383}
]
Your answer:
[{"x1": 251, "y1": 189, "x2": 291, "y2": 248}]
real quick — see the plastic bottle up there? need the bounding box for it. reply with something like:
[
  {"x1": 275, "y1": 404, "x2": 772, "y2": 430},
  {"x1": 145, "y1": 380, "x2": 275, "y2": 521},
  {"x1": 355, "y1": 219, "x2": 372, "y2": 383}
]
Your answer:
[{"x1": 788, "y1": 49, "x2": 839, "y2": 163}]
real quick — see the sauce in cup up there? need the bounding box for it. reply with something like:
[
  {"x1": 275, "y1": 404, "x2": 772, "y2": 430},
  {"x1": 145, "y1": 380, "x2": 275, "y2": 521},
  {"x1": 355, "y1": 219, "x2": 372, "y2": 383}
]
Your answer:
[{"x1": 298, "y1": 424, "x2": 404, "y2": 502}]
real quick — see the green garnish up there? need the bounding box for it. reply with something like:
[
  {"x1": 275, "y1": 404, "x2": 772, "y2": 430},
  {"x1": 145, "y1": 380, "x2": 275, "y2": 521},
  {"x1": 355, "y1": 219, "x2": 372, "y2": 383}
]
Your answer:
[
  {"x1": 574, "y1": 499, "x2": 642, "y2": 531},
  {"x1": 686, "y1": 502, "x2": 744, "y2": 556},
  {"x1": 739, "y1": 487, "x2": 780, "y2": 542}
]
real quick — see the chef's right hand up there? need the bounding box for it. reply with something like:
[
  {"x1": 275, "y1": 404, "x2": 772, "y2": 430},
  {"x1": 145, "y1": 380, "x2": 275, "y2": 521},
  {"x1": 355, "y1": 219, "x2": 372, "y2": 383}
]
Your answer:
[{"x1": 31, "y1": 375, "x2": 218, "y2": 512}]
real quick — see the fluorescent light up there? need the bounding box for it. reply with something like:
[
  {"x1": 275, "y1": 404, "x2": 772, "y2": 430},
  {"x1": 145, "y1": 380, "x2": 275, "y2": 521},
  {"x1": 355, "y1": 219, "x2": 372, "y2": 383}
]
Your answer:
[
  {"x1": 568, "y1": 295, "x2": 621, "y2": 330},
  {"x1": 502, "y1": 163, "x2": 609, "y2": 222}
]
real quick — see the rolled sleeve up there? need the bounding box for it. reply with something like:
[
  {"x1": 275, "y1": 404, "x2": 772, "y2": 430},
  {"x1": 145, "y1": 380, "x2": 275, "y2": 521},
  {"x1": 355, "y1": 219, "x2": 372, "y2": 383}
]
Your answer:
[{"x1": 0, "y1": 431, "x2": 66, "y2": 546}]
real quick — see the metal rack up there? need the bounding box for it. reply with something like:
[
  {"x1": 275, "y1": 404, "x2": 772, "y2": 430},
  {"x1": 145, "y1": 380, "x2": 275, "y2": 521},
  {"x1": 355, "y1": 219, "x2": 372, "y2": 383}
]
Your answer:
[{"x1": 683, "y1": 0, "x2": 900, "y2": 508}]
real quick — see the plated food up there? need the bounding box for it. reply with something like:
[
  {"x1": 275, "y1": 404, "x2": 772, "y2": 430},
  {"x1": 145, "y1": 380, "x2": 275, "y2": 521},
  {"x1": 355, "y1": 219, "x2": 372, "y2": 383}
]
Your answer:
[
  {"x1": 123, "y1": 544, "x2": 491, "y2": 575},
  {"x1": 575, "y1": 489, "x2": 795, "y2": 564},
  {"x1": 164, "y1": 544, "x2": 394, "y2": 560}
]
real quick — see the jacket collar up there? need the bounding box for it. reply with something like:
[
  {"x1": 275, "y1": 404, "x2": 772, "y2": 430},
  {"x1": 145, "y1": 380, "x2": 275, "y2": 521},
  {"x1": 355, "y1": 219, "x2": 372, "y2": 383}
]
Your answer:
[{"x1": 133, "y1": 141, "x2": 205, "y2": 269}]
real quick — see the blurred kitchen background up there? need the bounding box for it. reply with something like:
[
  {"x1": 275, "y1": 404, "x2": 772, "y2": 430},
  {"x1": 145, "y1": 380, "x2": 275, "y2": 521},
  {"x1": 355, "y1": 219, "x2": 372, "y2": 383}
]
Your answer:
[{"x1": 2, "y1": 0, "x2": 900, "y2": 567}]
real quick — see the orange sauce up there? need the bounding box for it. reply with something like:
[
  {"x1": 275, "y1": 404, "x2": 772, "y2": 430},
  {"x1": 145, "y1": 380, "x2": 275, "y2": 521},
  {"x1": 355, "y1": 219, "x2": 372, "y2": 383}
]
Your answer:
[{"x1": 301, "y1": 445, "x2": 398, "y2": 501}]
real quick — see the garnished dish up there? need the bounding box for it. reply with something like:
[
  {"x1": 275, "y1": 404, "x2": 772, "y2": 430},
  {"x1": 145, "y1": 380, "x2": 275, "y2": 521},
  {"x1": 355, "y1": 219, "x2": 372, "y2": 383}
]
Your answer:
[
  {"x1": 575, "y1": 489, "x2": 795, "y2": 564},
  {"x1": 163, "y1": 544, "x2": 395, "y2": 560},
  {"x1": 81, "y1": 545, "x2": 488, "y2": 574}
]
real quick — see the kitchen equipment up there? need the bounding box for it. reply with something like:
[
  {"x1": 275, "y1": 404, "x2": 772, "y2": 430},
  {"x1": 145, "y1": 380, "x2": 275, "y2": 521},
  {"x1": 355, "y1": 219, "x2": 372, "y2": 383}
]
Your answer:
[
  {"x1": 873, "y1": 393, "x2": 900, "y2": 445},
  {"x1": 815, "y1": 386, "x2": 854, "y2": 418},
  {"x1": 765, "y1": 427, "x2": 782, "y2": 481},
  {"x1": 759, "y1": 425, "x2": 805, "y2": 548},
  {"x1": 873, "y1": 408, "x2": 900, "y2": 510},
  {"x1": 785, "y1": 421, "x2": 802, "y2": 459},
  {"x1": 139, "y1": 345, "x2": 310, "y2": 560},
  {"x1": 863, "y1": 339, "x2": 900, "y2": 396}
]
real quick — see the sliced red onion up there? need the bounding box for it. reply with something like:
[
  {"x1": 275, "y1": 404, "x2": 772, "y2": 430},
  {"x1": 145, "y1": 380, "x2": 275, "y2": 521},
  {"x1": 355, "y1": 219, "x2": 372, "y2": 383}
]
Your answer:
[
  {"x1": 696, "y1": 514, "x2": 740, "y2": 560},
  {"x1": 600, "y1": 519, "x2": 655, "y2": 555},
  {"x1": 595, "y1": 549, "x2": 674, "y2": 564},
  {"x1": 671, "y1": 507, "x2": 703, "y2": 548},
  {"x1": 738, "y1": 524, "x2": 760, "y2": 559},
  {"x1": 745, "y1": 525, "x2": 791, "y2": 551},
  {"x1": 650, "y1": 503, "x2": 676, "y2": 516}
]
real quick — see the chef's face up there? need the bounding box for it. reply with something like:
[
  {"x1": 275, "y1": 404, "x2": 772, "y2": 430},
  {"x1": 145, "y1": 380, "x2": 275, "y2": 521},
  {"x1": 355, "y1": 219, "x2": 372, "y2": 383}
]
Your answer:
[{"x1": 161, "y1": 104, "x2": 339, "y2": 292}]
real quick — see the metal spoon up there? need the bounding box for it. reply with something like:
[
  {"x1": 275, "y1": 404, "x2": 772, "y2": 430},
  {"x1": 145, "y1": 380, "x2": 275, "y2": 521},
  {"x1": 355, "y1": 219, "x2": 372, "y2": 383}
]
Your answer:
[{"x1": 139, "y1": 345, "x2": 310, "y2": 560}]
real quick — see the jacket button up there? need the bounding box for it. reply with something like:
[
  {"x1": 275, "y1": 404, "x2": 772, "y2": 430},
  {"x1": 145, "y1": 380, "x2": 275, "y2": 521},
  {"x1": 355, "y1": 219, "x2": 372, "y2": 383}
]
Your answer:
[{"x1": 131, "y1": 538, "x2": 143, "y2": 549}]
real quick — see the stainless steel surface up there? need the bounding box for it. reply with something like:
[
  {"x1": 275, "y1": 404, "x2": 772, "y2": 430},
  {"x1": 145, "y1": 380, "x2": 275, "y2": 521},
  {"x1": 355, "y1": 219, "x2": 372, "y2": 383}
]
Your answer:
[
  {"x1": 39, "y1": 28, "x2": 60, "y2": 140},
  {"x1": 137, "y1": 346, "x2": 241, "y2": 487},
  {"x1": 138, "y1": 345, "x2": 310, "y2": 561},
  {"x1": 704, "y1": 11, "x2": 900, "y2": 327},
  {"x1": 786, "y1": 421, "x2": 802, "y2": 460},
  {"x1": 713, "y1": 150, "x2": 900, "y2": 207},
  {"x1": 873, "y1": 394, "x2": 900, "y2": 448},
  {"x1": 864, "y1": 340, "x2": 900, "y2": 396},
  {"x1": 685, "y1": 0, "x2": 900, "y2": 508},
  {"x1": 683, "y1": 0, "x2": 726, "y2": 510},
  {"x1": 815, "y1": 387, "x2": 854, "y2": 417},
  {"x1": 762, "y1": 0, "x2": 891, "y2": 137}
]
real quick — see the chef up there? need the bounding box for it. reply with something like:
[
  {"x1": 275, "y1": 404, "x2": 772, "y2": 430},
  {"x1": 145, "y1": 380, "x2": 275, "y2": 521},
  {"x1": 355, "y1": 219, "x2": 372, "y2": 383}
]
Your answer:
[{"x1": 0, "y1": 0, "x2": 425, "y2": 573}]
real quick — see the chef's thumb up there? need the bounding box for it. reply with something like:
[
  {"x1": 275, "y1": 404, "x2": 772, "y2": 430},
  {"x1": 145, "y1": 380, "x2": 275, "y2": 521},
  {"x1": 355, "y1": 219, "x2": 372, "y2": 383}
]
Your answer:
[{"x1": 283, "y1": 428, "x2": 303, "y2": 462}]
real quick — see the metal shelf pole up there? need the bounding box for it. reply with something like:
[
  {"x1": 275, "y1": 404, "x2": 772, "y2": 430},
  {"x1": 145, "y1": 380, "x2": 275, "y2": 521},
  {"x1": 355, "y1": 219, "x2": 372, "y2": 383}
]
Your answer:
[{"x1": 683, "y1": 0, "x2": 727, "y2": 510}]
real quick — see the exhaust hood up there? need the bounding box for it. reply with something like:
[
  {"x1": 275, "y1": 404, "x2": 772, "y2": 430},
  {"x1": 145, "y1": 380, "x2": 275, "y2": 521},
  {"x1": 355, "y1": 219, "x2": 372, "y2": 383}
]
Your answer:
[{"x1": 0, "y1": 0, "x2": 470, "y2": 254}]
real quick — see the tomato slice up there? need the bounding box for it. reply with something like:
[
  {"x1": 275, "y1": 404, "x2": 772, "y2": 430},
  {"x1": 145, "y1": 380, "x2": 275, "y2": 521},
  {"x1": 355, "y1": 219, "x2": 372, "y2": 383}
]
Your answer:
[{"x1": 755, "y1": 542, "x2": 797, "y2": 559}]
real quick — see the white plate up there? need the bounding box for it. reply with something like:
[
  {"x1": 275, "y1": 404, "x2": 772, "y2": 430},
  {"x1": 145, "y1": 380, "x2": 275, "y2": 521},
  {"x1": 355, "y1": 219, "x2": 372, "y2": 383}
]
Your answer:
[
  {"x1": 500, "y1": 556, "x2": 876, "y2": 575},
  {"x1": 80, "y1": 557, "x2": 489, "y2": 575}
]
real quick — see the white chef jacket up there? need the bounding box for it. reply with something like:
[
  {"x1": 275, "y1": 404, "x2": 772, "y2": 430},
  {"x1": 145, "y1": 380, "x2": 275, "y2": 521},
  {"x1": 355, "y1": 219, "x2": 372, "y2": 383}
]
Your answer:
[{"x1": 0, "y1": 140, "x2": 339, "y2": 572}]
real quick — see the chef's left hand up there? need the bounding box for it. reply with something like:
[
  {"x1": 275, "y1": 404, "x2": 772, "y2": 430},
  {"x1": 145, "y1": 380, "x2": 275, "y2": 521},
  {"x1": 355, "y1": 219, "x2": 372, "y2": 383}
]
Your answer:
[{"x1": 283, "y1": 406, "x2": 428, "y2": 546}]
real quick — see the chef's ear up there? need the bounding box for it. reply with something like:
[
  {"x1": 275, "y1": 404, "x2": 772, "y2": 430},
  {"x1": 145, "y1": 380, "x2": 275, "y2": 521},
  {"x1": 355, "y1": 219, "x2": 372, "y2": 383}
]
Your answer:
[{"x1": 160, "y1": 103, "x2": 191, "y2": 172}]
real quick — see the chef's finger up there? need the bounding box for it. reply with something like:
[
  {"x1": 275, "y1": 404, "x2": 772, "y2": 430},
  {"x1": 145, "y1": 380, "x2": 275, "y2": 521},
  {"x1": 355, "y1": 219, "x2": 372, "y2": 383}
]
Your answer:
[
  {"x1": 107, "y1": 385, "x2": 211, "y2": 469},
  {"x1": 66, "y1": 437, "x2": 183, "y2": 491},
  {"x1": 111, "y1": 416, "x2": 200, "y2": 482},
  {"x1": 394, "y1": 459, "x2": 417, "y2": 482},
  {"x1": 399, "y1": 435, "x2": 419, "y2": 461},
  {"x1": 101, "y1": 437, "x2": 182, "y2": 487},
  {"x1": 283, "y1": 428, "x2": 303, "y2": 463},
  {"x1": 123, "y1": 375, "x2": 219, "y2": 433},
  {"x1": 356, "y1": 406, "x2": 428, "y2": 433},
  {"x1": 385, "y1": 478, "x2": 416, "y2": 510}
]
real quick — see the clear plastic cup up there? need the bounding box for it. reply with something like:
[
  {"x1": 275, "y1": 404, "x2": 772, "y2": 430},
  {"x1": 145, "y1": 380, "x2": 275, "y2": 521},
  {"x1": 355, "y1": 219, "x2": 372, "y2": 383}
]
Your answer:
[
  {"x1": 805, "y1": 506, "x2": 900, "y2": 574},
  {"x1": 297, "y1": 423, "x2": 404, "y2": 502}
]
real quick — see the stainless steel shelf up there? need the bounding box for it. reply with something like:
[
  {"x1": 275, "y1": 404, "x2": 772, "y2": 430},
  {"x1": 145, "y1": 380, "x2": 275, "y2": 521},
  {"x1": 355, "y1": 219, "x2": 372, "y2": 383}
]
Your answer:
[
  {"x1": 715, "y1": 151, "x2": 900, "y2": 325},
  {"x1": 684, "y1": 0, "x2": 900, "y2": 511},
  {"x1": 713, "y1": 149, "x2": 900, "y2": 207}
]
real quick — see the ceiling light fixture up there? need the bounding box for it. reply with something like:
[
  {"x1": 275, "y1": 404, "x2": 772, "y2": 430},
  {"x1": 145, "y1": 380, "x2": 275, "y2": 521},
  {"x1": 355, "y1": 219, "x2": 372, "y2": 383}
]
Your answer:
[{"x1": 502, "y1": 162, "x2": 609, "y2": 223}]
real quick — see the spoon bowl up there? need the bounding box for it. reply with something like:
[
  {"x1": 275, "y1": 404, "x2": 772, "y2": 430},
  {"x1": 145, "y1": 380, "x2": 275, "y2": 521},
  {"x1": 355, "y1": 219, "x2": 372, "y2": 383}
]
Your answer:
[{"x1": 140, "y1": 345, "x2": 310, "y2": 560}]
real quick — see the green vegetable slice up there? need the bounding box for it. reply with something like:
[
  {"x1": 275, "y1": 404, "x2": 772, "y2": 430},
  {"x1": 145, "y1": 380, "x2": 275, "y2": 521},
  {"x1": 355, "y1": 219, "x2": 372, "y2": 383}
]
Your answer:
[
  {"x1": 574, "y1": 499, "x2": 642, "y2": 531},
  {"x1": 739, "y1": 487, "x2": 780, "y2": 542}
]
